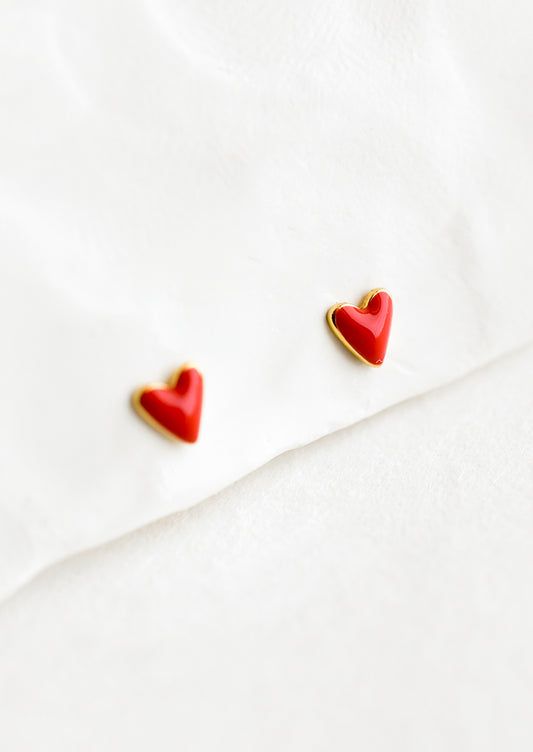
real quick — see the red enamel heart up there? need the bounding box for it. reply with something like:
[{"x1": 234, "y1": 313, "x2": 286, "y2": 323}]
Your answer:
[
  {"x1": 327, "y1": 289, "x2": 393, "y2": 366},
  {"x1": 132, "y1": 363, "x2": 203, "y2": 443}
]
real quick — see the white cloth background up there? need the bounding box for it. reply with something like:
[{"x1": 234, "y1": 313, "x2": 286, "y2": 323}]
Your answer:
[
  {"x1": 0, "y1": 344, "x2": 532, "y2": 751},
  {"x1": 1, "y1": 1, "x2": 533, "y2": 748},
  {"x1": 1, "y1": 0, "x2": 533, "y2": 599}
]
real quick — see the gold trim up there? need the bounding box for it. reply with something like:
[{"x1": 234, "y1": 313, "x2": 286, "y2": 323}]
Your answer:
[
  {"x1": 326, "y1": 288, "x2": 391, "y2": 368},
  {"x1": 131, "y1": 361, "x2": 202, "y2": 442}
]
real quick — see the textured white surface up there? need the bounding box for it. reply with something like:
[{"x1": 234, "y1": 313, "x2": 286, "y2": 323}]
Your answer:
[
  {"x1": 1, "y1": 2, "x2": 533, "y2": 604},
  {"x1": 1, "y1": 344, "x2": 532, "y2": 751}
]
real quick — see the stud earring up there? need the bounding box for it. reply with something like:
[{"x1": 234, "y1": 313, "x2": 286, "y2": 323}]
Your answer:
[
  {"x1": 132, "y1": 362, "x2": 203, "y2": 442},
  {"x1": 327, "y1": 288, "x2": 393, "y2": 367}
]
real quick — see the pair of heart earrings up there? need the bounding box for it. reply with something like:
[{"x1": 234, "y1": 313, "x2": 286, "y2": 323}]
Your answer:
[{"x1": 132, "y1": 288, "x2": 393, "y2": 443}]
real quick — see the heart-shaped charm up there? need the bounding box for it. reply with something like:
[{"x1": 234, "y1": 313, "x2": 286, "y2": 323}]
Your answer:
[
  {"x1": 132, "y1": 363, "x2": 203, "y2": 442},
  {"x1": 327, "y1": 289, "x2": 393, "y2": 366}
]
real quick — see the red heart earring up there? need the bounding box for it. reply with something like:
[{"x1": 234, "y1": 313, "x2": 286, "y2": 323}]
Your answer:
[
  {"x1": 327, "y1": 288, "x2": 393, "y2": 367},
  {"x1": 132, "y1": 362, "x2": 203, "y2": 443}
]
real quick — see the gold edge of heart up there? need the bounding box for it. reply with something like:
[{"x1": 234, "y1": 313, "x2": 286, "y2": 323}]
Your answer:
[
  {"x1": 131, "y1": 363, "x2": 203, "y2": 443},
  {"x1": 326, "y1": 288, "x2": 390, "y2": 368}
]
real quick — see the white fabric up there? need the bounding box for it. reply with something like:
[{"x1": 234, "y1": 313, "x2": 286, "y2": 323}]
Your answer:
[
  {"x1": 1, "y1": 344, "x2": 532, "y2": 751},
  {"x1": 1, "y1": 0, "x2": 533, "y2": 599}
]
